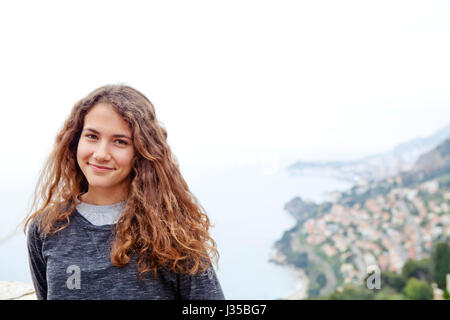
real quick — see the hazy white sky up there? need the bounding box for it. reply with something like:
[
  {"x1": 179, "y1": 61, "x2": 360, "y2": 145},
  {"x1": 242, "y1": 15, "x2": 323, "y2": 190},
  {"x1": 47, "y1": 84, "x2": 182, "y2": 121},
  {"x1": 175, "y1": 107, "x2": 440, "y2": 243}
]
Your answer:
[{"x1": 1, "y1": 0, "x2": 450, "y2": 177}]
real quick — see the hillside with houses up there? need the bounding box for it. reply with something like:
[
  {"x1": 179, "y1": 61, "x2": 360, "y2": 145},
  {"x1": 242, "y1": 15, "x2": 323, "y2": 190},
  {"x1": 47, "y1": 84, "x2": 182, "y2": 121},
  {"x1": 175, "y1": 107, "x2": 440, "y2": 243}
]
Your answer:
[{"x1": 272, "y1": 136, "x2": 450, "y2": 299}]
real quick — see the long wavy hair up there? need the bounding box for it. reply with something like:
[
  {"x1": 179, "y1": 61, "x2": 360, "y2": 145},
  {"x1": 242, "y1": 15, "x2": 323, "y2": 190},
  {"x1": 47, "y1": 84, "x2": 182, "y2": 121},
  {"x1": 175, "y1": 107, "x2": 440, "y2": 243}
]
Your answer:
[{"x1": 23, "y1": 84, "x2": 219, "y2": 278}]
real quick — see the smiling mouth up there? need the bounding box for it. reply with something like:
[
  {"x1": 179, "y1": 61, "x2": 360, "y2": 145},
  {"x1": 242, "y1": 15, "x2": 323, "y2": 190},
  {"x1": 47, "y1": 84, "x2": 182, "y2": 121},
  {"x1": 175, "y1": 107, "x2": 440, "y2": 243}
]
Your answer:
[{"x1": 89, "y1": 163, "x2": 114, "y2": 170}]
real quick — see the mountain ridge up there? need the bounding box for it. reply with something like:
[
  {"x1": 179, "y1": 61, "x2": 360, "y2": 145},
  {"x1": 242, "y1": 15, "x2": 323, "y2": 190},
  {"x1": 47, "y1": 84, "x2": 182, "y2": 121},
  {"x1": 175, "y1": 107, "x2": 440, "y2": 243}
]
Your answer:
[{"x1": 287, "y1": 123, "x2": 450, "y2": 184}]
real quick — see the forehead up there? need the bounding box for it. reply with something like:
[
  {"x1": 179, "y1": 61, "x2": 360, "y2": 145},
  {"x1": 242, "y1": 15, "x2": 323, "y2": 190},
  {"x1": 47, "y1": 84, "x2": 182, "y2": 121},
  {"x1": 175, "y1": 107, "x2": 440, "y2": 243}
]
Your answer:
[{"x1": 83, "y1": 103, "x2": 131, "y2": 134}]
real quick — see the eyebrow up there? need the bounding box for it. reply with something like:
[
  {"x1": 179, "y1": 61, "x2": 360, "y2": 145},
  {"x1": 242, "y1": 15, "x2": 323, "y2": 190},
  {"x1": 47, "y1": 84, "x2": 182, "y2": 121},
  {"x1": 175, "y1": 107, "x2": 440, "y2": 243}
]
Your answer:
[{"x1": 83, "y1": 128, "x2": 132, "y2": 140}]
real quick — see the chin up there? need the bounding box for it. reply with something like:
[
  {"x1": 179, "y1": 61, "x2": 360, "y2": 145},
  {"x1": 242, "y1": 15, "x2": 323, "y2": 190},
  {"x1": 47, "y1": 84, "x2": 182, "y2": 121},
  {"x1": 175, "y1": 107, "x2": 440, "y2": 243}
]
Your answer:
[{"x1": 86, "y1": 179, "x2": 117, "y2": 189}]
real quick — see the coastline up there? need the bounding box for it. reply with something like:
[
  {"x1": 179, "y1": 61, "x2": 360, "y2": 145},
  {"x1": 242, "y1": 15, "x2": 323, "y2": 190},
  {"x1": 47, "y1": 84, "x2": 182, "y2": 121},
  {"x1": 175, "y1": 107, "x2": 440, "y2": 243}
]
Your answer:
[
  {"x1": 269, "y1": 250, "x2": 309, "y2": 300},
  {"x1": 283, "y1": 265, "x2": 309, "y2": 300}
]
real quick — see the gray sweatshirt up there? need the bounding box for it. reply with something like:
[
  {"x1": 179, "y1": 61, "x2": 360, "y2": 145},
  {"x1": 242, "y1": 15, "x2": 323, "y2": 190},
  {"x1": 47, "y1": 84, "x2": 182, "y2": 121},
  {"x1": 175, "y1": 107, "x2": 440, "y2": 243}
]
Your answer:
[{"x1": 26, "y1": 207, "x2": 225, "y2": 300}]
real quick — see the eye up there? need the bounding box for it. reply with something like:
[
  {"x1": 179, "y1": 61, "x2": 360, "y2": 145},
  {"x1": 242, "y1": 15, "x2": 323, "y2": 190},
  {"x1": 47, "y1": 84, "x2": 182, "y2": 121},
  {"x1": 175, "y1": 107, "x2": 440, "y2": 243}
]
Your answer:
[
  {"x1": 115, "y1": 139, "x2": 128, "y2": 145},
  {"x1": 85, "y1": 134, "x2": 97, "y2": 140}
]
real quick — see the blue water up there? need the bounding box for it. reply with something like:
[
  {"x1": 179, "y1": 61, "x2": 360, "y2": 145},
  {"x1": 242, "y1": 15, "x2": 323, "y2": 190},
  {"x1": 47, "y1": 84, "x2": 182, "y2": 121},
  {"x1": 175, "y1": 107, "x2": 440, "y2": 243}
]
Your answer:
[{"x1": 0, "y1": 163, "x2": 352, "y2": 299}]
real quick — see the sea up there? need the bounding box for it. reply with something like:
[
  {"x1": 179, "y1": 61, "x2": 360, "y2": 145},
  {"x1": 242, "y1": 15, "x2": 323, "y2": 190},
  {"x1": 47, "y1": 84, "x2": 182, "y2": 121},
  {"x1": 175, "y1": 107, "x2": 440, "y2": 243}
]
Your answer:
[{"x1": 0, "y1": 161, "x2": 353, "y2": 299}]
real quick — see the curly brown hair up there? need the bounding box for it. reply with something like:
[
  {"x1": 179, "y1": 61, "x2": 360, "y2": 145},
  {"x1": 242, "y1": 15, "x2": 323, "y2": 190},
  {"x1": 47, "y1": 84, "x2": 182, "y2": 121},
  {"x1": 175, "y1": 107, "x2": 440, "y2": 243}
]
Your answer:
[{"x1": 23, "y1": 84, "x2": 219, "y2": 278}]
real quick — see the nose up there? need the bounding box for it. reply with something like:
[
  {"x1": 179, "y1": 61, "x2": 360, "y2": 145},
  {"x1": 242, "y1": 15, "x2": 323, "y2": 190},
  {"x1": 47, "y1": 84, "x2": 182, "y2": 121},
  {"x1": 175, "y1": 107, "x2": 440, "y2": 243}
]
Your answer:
[{"x1": 93, "y1": 141, "x2": 111, "y2": 162}]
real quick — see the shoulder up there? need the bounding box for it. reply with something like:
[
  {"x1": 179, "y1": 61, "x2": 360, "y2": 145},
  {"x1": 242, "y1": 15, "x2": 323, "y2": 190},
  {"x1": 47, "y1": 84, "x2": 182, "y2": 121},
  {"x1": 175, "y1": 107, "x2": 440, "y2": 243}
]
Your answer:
[
  {"x1": 178, "y1": 265, "x2": 225, "y2": 299},
  {"x1": 26, "y1": 216, "x2": 47, "y2": 243},
  {"x1": 26, "y1": 202, "x2": 74, "y2": 242}
]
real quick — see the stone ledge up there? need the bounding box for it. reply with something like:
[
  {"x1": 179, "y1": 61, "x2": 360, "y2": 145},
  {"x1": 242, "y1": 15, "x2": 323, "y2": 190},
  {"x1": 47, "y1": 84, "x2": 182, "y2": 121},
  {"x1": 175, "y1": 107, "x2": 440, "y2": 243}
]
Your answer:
[{"x1": 0, "y1": 281, "x2": 37, "y2": 300}]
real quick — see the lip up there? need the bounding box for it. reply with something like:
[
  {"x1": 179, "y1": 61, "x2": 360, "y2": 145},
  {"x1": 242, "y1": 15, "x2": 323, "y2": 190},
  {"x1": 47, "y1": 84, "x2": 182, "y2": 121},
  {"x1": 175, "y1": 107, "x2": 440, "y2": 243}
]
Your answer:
[{"x1": 89, "y1": 163, "x2": 114, "y2": 172}]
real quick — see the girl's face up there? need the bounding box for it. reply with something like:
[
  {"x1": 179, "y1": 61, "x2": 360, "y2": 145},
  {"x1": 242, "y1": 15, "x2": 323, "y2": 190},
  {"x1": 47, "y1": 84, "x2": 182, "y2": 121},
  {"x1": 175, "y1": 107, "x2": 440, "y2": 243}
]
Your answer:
[{"x1": 77, "y1": 103, "x2": 135, "y2": 196}]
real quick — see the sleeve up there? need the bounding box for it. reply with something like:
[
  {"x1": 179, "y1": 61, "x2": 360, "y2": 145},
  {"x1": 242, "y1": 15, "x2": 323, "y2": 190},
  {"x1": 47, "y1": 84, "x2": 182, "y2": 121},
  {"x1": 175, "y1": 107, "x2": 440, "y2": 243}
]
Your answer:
[
  {"x1": 26, "y1": 220, "x2": 48, "y2": 300},
  {"x1": 178, "y1": 264, "x2": 225, "y2": 300}
]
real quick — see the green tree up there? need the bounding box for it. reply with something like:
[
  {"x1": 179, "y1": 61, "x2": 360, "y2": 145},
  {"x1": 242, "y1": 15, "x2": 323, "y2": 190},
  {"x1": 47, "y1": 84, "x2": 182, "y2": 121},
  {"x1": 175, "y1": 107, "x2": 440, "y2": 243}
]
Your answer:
[
  {"x1": 403, "y1": 278, "x2": 433, "y2": 300},
  {"x1": 290, "y1": 252, "x2": 308, "y2": 269},
  {"x1": 327, "y1": 284, "x2": 375, "y2": 300},
  {"x1": 431, "y1": 242, "x2": 450, "y2": 290},
  {"x1": 373, "y1": 286, "x2": 406, "y2": 300},
  {"x1": 316, "y1": 273, "x2": 327, "y2": 289},
  {"x1": 401, "y1": 258, "x2": 432, "y2": 282},
  {"x1": 443, "y1": 290, "x2": 449, "y2": 300},
  {"x1": 382, "y1": 271, "x2": 406, "y2": 292}
]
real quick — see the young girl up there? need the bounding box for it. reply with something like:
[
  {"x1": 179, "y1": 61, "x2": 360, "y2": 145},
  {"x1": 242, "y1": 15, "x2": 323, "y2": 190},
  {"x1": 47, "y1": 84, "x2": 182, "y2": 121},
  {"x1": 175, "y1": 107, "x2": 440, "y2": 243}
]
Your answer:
[{"x1": 24, "y1": 84, "x2": 224, "y2": 300}]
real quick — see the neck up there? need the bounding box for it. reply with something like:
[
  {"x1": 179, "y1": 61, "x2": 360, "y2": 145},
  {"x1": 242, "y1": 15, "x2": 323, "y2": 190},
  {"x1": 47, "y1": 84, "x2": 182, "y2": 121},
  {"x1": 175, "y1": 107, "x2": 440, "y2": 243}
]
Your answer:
[{"x1": 80, "y1": 185, "x2": 129, "y2": 205}]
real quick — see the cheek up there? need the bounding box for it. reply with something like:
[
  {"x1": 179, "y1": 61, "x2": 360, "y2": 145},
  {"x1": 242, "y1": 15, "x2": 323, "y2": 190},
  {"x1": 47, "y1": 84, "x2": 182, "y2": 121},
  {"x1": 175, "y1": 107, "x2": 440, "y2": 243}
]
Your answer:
[
  {"x1": 76, "y1": 141, "x2": 92, "y2": 163},
  {"x1": 116, "y1": 150, "x2": 135, "y2": 169}
]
